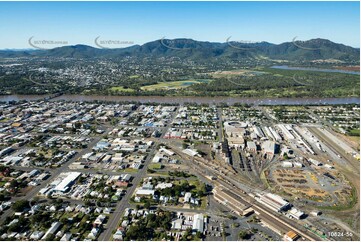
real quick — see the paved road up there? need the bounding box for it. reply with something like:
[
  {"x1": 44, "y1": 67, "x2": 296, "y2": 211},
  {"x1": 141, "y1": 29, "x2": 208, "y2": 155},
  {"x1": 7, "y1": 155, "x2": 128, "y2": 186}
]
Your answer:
[
  {"x1": 97, "y1": 141, "x2": 158, "y2": 241},
  {"x1": 217, "y1": 107, "x2": 223, "y2": 142}
]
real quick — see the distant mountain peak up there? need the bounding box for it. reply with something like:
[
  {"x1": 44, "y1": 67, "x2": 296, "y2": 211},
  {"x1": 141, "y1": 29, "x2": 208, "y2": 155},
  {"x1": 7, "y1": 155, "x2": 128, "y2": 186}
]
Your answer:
[{"x1": 0, "y1": 38, "x2": 358, "y2": 62}]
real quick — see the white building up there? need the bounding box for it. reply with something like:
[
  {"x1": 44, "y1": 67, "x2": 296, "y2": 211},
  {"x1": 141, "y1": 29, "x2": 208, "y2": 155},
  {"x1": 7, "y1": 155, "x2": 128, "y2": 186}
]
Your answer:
[
  {"x1": 282, "y1": 162, "x2": 293, "y2": 168},
  {"x1": 60, "y1": 233, "x2": 72, "y2": 241},
  {"x1": 136, "y1": 189, "x2": 155, "y2": 196},
  {"x1": 184, "y1": 192, "x2": 192, "y2": 203},
  {"x1": 53, "y1": 172, "x2": 81, "y2": 193},
  {"x1": 42, "y1": 222, "x2": 61, "y2": 240},
  {"x1": 288, "y1": 208, "x2": 305, "y2": 220},
  {"x1": 30, "y1": 231, "x2": 44, "y2": 240},
  {"x1": 192, "y1": 214, "x2": 204, "y2": 233},
  {"x1": 257, "y1": 193, "x2": 290, "y2": 212}
]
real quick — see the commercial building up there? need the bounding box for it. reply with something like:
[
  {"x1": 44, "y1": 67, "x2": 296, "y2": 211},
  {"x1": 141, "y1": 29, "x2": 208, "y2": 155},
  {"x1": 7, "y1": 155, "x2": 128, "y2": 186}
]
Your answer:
[{"x1": 283, "y1": 230, "x2": 299, "y2": 241}]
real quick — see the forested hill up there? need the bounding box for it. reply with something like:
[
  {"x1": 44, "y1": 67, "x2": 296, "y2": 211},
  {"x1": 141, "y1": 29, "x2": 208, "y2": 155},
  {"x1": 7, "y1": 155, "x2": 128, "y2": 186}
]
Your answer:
[{"x1": 0, "y1": 38, "x2": 359, "y2": 62}]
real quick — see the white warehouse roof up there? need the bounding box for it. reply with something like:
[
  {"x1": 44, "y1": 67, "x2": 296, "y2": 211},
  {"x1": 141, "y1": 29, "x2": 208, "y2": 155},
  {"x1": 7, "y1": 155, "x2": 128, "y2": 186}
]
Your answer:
[
  {"x1": 192, "y1": 214, "x2": 204, "y2": 232},
  {"x1": 54, "y1": 172, "x2": 81, "y2": 193}
]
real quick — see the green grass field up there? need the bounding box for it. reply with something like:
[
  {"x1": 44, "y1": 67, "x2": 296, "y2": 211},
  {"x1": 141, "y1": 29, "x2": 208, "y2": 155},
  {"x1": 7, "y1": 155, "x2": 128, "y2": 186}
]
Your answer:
[
  {"x1": 141, "y1": 79, "x2": 211, "y2": 91},
  {"x1": 109, "y1": 86, "x2": 135, "y2": 92},
  {"x1": 348, "y1": 128, "x2": 360, "y2": 136},
  {"x1": 148, "y1": 163, "x2": 163, "y2": 170},
  {"x1": 123, "y1": 168, "x2": 138, "y2": 173}
]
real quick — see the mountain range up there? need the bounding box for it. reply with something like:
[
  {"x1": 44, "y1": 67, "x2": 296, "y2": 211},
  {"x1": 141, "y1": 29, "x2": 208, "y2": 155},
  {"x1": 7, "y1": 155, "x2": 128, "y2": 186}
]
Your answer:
[{"x1": 0, "y1": 38, "x2": 359, "y2": 62}]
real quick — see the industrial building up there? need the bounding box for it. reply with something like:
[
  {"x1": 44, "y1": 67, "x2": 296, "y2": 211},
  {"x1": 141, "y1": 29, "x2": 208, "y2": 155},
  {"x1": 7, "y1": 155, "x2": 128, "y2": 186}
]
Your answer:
[
  {"x1": 288, "y1": 208, "x2": 305, "y2": 220},
  {"x1": 53, "y1": 172, "x2": 81, "y2": 194},
  {"x1": 192, "y1": 214, "x2": 204, "y2": 233},
  {"x1": 269, "y1": 127, "x2": 282, "y2": 142},
  {"x1": 254, "y1": 126, "x2": 265, "y2": 138},
  {"x1": 309, "y1": 158, "x2": 322, "y2": 166},
  {"x1": 257, "y1": 193, "x2": 290, "y2": 212},
  {"x1": 278, "y1": 124, "x2": 295, "y2": 140},
  {"x1": 247, "y1": 141, "x2": 257, "y2": 152},
  {"x1": 213, "y1": 187, "x2": 254, "y2": 216},
  {"x1": 262, "y1": 141, "x2": 277, "y2": 156},
  {"x1": 282, "y1": 161, "x2": 293, "y2": 168}
]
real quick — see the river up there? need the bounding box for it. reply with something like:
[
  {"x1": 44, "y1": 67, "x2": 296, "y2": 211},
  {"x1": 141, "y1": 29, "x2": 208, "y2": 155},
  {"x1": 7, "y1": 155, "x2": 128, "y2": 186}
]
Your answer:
[
  {"x1": 271, "y1": 65, "x2": 360, "y2": 75},
  {"x1": 0, "y1": 94, "x2": 359, "y2": 105}
]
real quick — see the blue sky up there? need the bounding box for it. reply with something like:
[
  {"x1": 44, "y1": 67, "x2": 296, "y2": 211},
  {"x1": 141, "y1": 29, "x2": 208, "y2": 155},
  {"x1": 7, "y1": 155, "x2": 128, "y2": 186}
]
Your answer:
[{"x1": 0, "y1": 1, "x2": 359, "y2": 49}]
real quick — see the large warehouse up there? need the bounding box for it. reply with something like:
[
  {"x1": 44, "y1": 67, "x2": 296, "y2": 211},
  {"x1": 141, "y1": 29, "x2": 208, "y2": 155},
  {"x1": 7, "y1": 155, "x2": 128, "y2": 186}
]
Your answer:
[
  {"x1": 53, "y1": 172, "x2": 81, "y2": 194},
  {"x1": 257, "y1": 193, "x2": 290, "y2": 212},
  {"x1": 192, "y1": 214, "x2": 204, "y2": 233}
]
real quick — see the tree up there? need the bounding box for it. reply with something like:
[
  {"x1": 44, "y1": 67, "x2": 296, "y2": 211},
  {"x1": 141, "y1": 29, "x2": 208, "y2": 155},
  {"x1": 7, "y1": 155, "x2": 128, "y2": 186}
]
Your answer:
[
  {"x1": 9, "y1": 179, "x2": 18, "y2": 189},
  {"x1": 44, "y1": 233, "x2": 55, "y2": 241},
  {"x1": 0, "y1": 193, "x2": 7, "y2": 201},
  {"x1": 195, "y1": 231, "x2": 203, "y2": 239},
  {"x1": 283, "y1": 153, "x2": 289, "y2": 160},
  {"x1": 198, "y1": 183, "x2": 207, "y2": 197},
  {"x1": 74, "y1": 122, "x2": 82, "y2": 130},
  {"x1": 12, "y1": 200, "x2": 30, "y2": 212},
  {"x1": 60, "y1": 216, "x2": 69, "y2": 225},
  {"x1": 239, "y1": 230, "x2": 249, "y2": 239},
  {"x1": 182, "y1": 227, "x2": 192, "y2": 240},
  {"x1": 8, "y1": 223, "x2": 21, "y2": 233},
  {"x1": 144, "y1": 200, "x2": 151, "y2": 210},
  {"x1": 84, "y1": 200, "x2": 93, "y2": 207},
  {"x1": 31, "y1": 197, "x2": 40, "y2": 204}
]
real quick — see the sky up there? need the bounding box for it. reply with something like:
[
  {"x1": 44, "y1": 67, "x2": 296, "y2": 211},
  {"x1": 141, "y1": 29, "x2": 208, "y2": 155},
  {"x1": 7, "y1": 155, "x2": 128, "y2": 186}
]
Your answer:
[{"x1": 0, "y1": 1, "x2": 359, "y2": 49}]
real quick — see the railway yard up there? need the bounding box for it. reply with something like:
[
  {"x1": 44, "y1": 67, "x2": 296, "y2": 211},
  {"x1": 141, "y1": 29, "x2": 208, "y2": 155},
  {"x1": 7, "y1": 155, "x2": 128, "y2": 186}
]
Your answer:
[{"x1": 0, "y1": 100, "x2": 359, "y2": 241}]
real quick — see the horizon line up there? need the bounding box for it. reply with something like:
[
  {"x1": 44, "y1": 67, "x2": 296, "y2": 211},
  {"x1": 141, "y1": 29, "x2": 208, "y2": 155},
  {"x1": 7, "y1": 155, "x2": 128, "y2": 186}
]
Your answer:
[{"x1": 1, "y1": 37, "x2": 359, "y2": 51}]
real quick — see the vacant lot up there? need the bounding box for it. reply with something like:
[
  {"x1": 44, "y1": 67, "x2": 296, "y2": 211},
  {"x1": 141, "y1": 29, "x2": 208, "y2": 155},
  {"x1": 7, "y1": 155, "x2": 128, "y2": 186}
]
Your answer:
[
  {"x1": 210, "y1": 69, "x2": 265, "y2": 78},
  {"x1": 141, "y1": 79, "x2": 211, "y2": 91}
]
